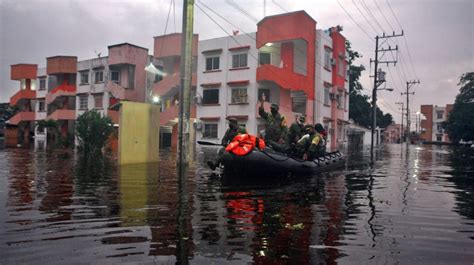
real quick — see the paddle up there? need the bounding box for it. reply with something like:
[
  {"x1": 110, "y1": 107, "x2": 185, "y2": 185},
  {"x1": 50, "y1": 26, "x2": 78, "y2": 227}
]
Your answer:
[{"x1": 197, "y1": 140, "x2": 223, "y2": 146}]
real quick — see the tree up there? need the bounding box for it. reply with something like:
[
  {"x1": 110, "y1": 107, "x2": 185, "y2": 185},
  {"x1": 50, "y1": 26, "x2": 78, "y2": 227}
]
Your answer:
[
  {"x1": 76, "y1": 110, "x2": 113, "y2": 156},
  {"x1": 36, "y1": 119, "x2": 60, "y2": 146},
  {"x1": 444, "y1": 72, "x2": 474, "y2": 143},
  {"x1": 346, "y1": 41, "x2": 393, "y2": 128}
]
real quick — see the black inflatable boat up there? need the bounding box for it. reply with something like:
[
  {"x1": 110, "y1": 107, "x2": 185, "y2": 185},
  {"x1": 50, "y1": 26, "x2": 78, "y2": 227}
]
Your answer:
[{"x1": 221, "y1": 148, "x2": 345, "y2": 176}]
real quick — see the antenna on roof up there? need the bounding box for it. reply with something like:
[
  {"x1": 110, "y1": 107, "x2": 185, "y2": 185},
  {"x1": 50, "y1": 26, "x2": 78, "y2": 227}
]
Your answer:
[{"x1": 94, "y1": 50, "x2": 102, "y2": 58}]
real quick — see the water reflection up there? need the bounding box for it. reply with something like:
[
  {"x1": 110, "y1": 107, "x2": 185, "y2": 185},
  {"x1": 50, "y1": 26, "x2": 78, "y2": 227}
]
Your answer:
[{"x1": 1, "y1": 145, "x2": 473, "y2": 264}]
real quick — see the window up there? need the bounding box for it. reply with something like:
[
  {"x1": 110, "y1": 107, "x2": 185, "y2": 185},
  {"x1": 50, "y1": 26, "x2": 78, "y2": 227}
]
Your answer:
[
  {"x1": 94, "y1": 94, "x2": 103, "y2": 109},
  {"x1": 232, "y1": 53, "x2": 248, "y2": 68},
  {"x1": 437, "y1": 123, "x2": 443, "y2": 132},
  {"x1": 337, "y1": 93, "x2": 343, "y2": 109},
  {"x1": 38, "y1": 100, "x2": 46, "y2": 112},
  {"x1": 154, "y1": 65, "x2": 163, "y2": 83},
  {"x1": 94, "y1": 70, "x2": 104, "y2": 83},
  {"x1": 79, "y1": 95, "x2": 88, "y2": 110},
  {"x1": 436, "y1": 135, "x2": 442, "y2": 142},
  {"x1": 258, "y1": 88, "x2": 270, "y2": 102},
  {"x1": 259, "y1": 52, "x2": 271, "y2": 65},
  {"x1": 80, "y1": 71, "x2": 89, "y2": 85},
  {"x1": 338, "y1": 57, "x2": 345, "y2": 77},
  {"x1": 231, "y1": 87, "x2": 248, "y2": 104},
  {"x1": 324, "y1": 49, "x2": 331, "y2": 69},
  {"x1": 110, "y1": 71, "x2": 120, "y2": 83},
  {"x1": 324, "y1": 87, "x2": 330, "y2": 105},
  {"x1": 39, "y1": 78, "x2": 46, "y2": 90},
  {"x1": 203, "y1": 123, "x2": 218, "y2": 138},
  {"x1": 205, "y1": 56, "x2": 220, "y2": 71},
  {"x1": 437, "y1": 111, "x2": 443, "y2": 119},
  {"x1": 202, "y1": 89, "x2": 219, "y2": 104}
]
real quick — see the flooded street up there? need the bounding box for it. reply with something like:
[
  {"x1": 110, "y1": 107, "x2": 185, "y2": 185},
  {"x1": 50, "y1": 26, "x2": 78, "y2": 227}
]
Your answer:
[{"x1": 1, "y1": 144, "x2": 473, "y2": 264}]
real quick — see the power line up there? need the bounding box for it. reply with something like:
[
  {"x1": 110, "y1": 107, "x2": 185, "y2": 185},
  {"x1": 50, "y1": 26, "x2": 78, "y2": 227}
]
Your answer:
[
  {"x1": 385, "y1": 0, "x2": 419, "y2": 80},
  {"x1": 351, "y1": 0, "x2": 381, "y2": 36},
  {"x1": 272, "y1": 0, "x2": 289, "y2": 13},
  {"x1": 359, "y1": 0, "x2": 385, "y2": 33},
  {"x1": 373, "y1": 0, "x2": 395, "y2": 32},
  {"x1": 336, "y1": 0, "x2": 375, "y2": 42},
  {"x1": 158, "y1": 0, "x2": 175, "y2": 58}
]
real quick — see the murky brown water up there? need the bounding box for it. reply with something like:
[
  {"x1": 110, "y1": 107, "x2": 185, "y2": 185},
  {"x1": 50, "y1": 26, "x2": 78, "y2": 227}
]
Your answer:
[{"x1": 0, "y1": 144, "x2": 473, "y2": 264}]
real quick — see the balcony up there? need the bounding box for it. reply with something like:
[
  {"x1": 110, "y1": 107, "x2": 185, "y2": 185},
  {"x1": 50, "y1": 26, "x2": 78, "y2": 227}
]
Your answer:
[
  {"x1": 159, "y1": 104, "x2": 196, "y2": 127},
  {"x1": 10, "y1": 89, "x2": 36, "y2": 106},
  {"x1": 11, "y1": 64, "x2": 37, "y2": 80},
  {"x1": 152, "y1": 73, "x2": 196, "y2": 97},
  {"x1": 46, "y1": 56, "x2": 77, "y2": 75},
  {"x1": 46, "y1": 83, "x2": 76, "y2": 105},
  {"x1": 257, "y1": 64, "x2": 313, "y2": 99},
  {"x1": 47, "y1": 109, "x2": 75, "y2": 121},
  {"x1": 8, "y1": 111, "x2": 35, "y2": 125},
  {"x1": 106, "y1": 81, "x2": 136, "y2": 100}
]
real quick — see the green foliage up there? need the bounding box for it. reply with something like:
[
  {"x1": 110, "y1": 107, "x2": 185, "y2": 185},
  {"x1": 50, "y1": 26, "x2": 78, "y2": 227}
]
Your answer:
[
  {"x1": 76, "y1": 110, "x2": 113, "y2": 156},
  {"x1": 444, "y1": 72, "x2": 474, "y2": 143},
  {"x1": 346, "y1": 41, "x2": 393, "y2": 129},
  {"x1": 36, "y1": 119, "x2": 59, "y2": 132}
]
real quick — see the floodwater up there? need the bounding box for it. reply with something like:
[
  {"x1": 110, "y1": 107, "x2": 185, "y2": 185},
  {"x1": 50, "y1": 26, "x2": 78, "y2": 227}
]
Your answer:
[{"x1": 0, "y1": 144, "x2": 473, "y2": 264}]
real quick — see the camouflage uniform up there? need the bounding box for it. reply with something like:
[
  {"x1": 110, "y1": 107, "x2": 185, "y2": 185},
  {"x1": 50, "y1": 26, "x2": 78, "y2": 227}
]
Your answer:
[
  {"x1": 222, "y1": 126, "x2": 247, "y2": 146},
  {"x1": 259, "y1": 104, "x2": 288, "y2": 143},
  {"x1": 207, "y1": 118, "x2": 247, "y2": 170}
]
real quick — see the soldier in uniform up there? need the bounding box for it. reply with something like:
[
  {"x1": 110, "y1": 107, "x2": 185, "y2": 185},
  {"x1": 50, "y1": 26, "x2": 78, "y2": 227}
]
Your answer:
[
  {"x1": 258, "y1": 96, "x2": 287, "y2": 150},
  {"x1": 207, "y1": 117, "x2": 247, "y2": 170}
]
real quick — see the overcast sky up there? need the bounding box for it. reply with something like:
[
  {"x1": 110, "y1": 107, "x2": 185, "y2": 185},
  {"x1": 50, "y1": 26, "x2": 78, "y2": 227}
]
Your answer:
[{"x1": 1, "y1": 0, "x2": 473, "y2": 124}]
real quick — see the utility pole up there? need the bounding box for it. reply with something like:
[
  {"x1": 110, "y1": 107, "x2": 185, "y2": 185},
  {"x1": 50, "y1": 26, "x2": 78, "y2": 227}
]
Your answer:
[
  {"x1": 395, "y1": 101, "x2": 404, "y2": 144},
  {"x1": 177, "y1": 1, "x2": 194, "y2": 264},
  {"x1": 370, "y1": 31, "x2": 403, "y2": 162},
  {"x1": 401, "y1": 80, "x2": 419, "y2": 147}
]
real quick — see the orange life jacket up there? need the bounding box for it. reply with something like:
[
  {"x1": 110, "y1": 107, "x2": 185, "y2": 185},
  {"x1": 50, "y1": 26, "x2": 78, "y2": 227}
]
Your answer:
[{"x1": 225, "y1": 134, "x2": 266, "y2": 156}]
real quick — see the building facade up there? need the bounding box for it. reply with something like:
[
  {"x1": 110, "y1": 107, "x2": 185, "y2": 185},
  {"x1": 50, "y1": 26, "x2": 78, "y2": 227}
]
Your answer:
[
  {"x1": 5, "y1": 43, "x2": 150, "y2": 148},
  {"x1": 420, "y1": 104, "x2": 453, "y2": 143},
  {"x1": 196, "y1": 11, "x2": 349, "y2": 151}
]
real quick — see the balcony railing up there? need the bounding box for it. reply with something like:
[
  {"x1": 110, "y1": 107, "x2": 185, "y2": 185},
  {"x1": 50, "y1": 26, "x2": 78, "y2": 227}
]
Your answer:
[
  {"x1": 8, "y1": 111, "x2": 35, "y2": 125},
  {"x1": 152, "y1": 73, "x2": 196, "y2": 97},
  {"x1": 257, "y1": 64, "x2": 313, "y2": 99},
  {"x1": 47, "y1": 109, "x2": 76, "y2": 121},
  {"x1": 46, "y1": 83, "x2": 76, "y2": 105},
  {"x1": 159, "y1": 104, "x2": 196, "y2": 127},
  {"x1": 10, "y1": 90, "x2": 36, "y2": 106},
  {"x1": 106, "y1": 81, "x2": 136, "y2": 100}
]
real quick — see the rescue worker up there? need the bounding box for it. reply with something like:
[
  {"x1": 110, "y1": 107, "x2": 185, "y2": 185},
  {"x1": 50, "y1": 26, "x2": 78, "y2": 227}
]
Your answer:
[
  {"x1": 207, "y1": 117, "x2": 247, "y2": 170},
  {"x1": 295, "y1": 125, "x2": 315, "y2": 159},
  {"x1": 287, "y1": 115, "x2": 306, "y2": 145},
  {"x1": 258, "y1": 96, "x2": 287, "y2": 150},
  {"x1": 314, "y1": 123, "x2": 327, "y2": 154}
]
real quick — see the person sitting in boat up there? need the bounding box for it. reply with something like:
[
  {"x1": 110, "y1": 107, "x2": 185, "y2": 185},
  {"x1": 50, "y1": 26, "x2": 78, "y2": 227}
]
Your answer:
[
  {"x1": 314, "y1": 123, "x2": 328, "y2": 154},
  {"x1": 258, "y1": 95, "x2": 288, "y2": 152},
  {"x1": 286, "y1": 115, "x2": 306, "y2": 155},
  {"x1": 295, "y1": 125, "x2": 315, "y2": 159},
  {"x1": 207, "y1": 117, "x2": 247, "y2": 170},
  {"x1": 296, "y1": 124, "x2": 326, "y2": 160}
]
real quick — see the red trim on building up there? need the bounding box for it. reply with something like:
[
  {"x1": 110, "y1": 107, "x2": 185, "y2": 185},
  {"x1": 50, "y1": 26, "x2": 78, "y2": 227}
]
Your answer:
[
  {"x1": 200, "y1": 82, "x2": 222, "y2": 88},
  {"x1": 324, "y1": 45, "x2": 333, "y2": 50},
  {"x1": 228, "y1": 45, "x2": 251, "y2": 51},
  {"x1": 227, "y1": 80, "x2": 249, "y2": 86},
  {"x1": 200, "y1": 117, "x2": 220, "y2": 121}
]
